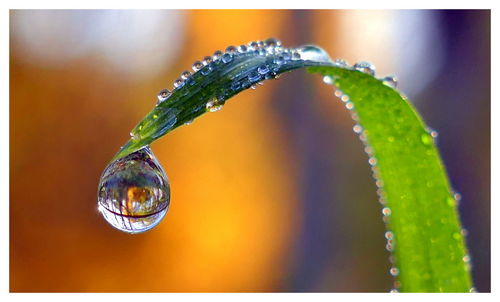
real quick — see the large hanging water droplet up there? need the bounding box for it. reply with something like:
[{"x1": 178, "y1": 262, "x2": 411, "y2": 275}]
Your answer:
[
  {"x1": 97, "y1": 146, "x2": 170, "y2": 234},
  {"x1": 296, "y1": 45, "x2": 332, "y2": 63}
]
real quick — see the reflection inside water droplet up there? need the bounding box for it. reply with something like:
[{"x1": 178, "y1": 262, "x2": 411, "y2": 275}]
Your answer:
[{"x1": 97, "y1": 146, "x2": 170, "y2": 233}]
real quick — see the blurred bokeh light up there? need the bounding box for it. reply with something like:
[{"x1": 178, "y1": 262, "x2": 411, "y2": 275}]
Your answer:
[{"x1": 9, "y1": 9, "x2": 490, "y2": 292}]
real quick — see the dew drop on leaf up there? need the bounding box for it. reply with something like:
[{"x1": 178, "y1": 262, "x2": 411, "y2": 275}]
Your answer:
[
  {"x1": 225, "y1": 45, "x2": 237, "y2": 54},
  {"x1": 181, "y1": 70, "x2": 192, "y2": 80},
  {"x1": 296, "y1": 45, "x2": 331, "y2": 63},
  {"x1": 353, "y1": 61, "x2": 376, "y2": 76},
  {"x1": 382, "y1": 75, "x2": 398, "y2": 88},
  {"x1": 157, "y1": 88, "x2": 171, "y2": 104},
  {"x1": 206, "y1": 99, "x2": 224, "y2": 112},
  {"x1": 257, "y1": 65, "x2": 270, "y2": 75},
  {"x1": 323, "y1": 75, "x2": 334, "y2": 85},
  {"x1": 97, "y1": 146, "x2": 170, "y2": 233},
  {"x1": 237, "y1": 45, "x2": 248, "y2": 53},
  {"x1": 334, "y1": 59, "x2": 349, "y2": 67},
  {"x1": 382, "y1": 207, "x2": 392, "y2": 216},
  {"x1": 192, "y1": 61, "x2": 203, "y2": 72},
  {"x1": 202, "y1": 56, "x2": 213, "y2": 65},
  {"x1": 212, "y1": 50, "x2": 223, "y2": 61},
  {"x1": 221, "y1": 53, "x2": 233, "y2": 64},
  {"x1": 173, "y1": 77, "x2": 185, "y2": 89},
  {"x1": 390, "y1": 267, "x2": 400, "y2": 276}
]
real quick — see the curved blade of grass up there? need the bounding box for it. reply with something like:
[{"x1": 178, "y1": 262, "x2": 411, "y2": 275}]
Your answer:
[
  {"x1": 113, "y1": 44, "x2": 332, "y2": 161},
  {"x1": 108, "y1": 40, "x2": 472, "y2": 292},
  {"x1": 309, "y1": 65, "x2": 472, "y2": 292}
]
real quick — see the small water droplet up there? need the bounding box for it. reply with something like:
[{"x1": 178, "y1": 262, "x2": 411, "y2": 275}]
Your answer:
[
  {"x1": 334, "y1": 59, "x2": 349, "y2": 67},
  {"x1": 206, "y1": 99, "x2": 224, "y2": 112},
  {"x1": 248, "y1": 71, "x2": 261, "y2": 82},
  {"x1": 257, "y1": 65, "x2": 270, "y2": 75},
  {"x1": 184, "y1": 119, "x2": 193, "y2": 125},
  {"x1": 225, "y1": 45, "x2": 237, "y2": 54},
  {"x1": 213, "y1": 51, "x2": 224, "y2": 62},
  {"x1": 382, "y1": 207, "x2": 392, "y2": 216},
  {"x1": 353, "y1": 124, "x2": 363, "y2": 134},
  {"x1": 192, "y1": 61, "x2": 204, "y2": 72},
  {"x1": 264, "y1": 37, "x2": 281, "y2": 47},
  {"x1": 181, "y1": 70, "x2": 191, "y2": 80},
  {"x1": 200, "y1": 65, "x2": 212, "y2": 75},
  {"x1": 469, "y1": 287, "x2": 477, "y2": 293},
  {"x1": 97, "y1": 146, "x2": 170, "y2": 234},
  {"x1": 353, "y1": 61, "x2": 376, "y2": 76},
  {"x1": 173, "y1": 78, "x2": 184, "y2": 89},
  {"x1": 248, "y1": 41, "x2": 260, "y2": 51},
  {"x1": 296, "y1": 45, "x2": 331, "y2": 63},
  {"x1": 368, "y1": 157, "x2": 377, "y2": 166},
  {"x1": 393, "y1": 281, "x2": 401, "y2": 289},
  {"x1": 389, "y1": 267, "x2": 399, "y2": 276},
  {"x1": 157, "y1": 89, "x2": 171, "y2": 104},
  {"x1": 376, "y1": 180, "x2": 384, "y2": 188},
  {"x1": 237, "y1": 45, "x2": 248, "y2": 53},
  {"x1": 250, "y1": 85, "x2": 257, "y2": 90},
  {"x1": 292, "y1": 52, "x2": 301, "y2": 60},
  {"x1": 274, "y1": 55, "x2": 285, "y2": 65},
  {"x1": 345, "y1": 102, "x2": 354, "y2": 110},
  {"x1": 202, "y1": 56, "x2": 213, "y2": 65},
  {"x1": 382, "y1": 75, "x2": 398, "y2": 88},
  {"x1": 231, "y1": 81, "x2": 241, "y2": 91},
  {"x1": 463, "y1": 254, "x2": 471, "y2": 263},
  {"x1": 340, "y1": 94, "x2": 350, "y2": 102},
  {"x1": 385, "y1": 231, "x2": 394, "y2": 240},
  {"x1": 323, "y1": 75, "x2": 334, "y2": 85},
  {"x1": 222, "y1": 53, "x2": 233, "y2": 64},
  {"x1": 390, "y1": 289, "x2": 399, "y2": 293}
]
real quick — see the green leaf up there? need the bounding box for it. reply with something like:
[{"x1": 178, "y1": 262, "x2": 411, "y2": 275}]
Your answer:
[
  {"x1": 309, "y1": 65, "x2": 472, "y2": 292},
  {"x1": 108, "y1": 40, "x2": 472, "y2": 292}
]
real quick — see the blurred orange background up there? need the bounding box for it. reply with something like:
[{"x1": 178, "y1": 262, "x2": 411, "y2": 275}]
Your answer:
[{"x1": 10, "y1": 10, "x2": 490, "y2": 292}]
